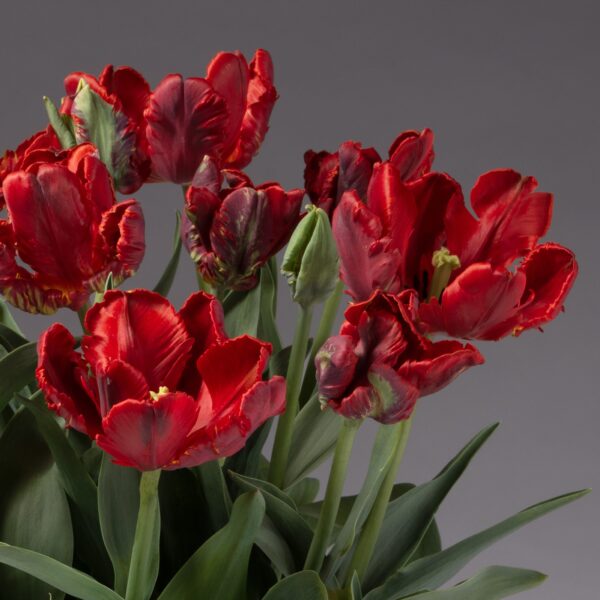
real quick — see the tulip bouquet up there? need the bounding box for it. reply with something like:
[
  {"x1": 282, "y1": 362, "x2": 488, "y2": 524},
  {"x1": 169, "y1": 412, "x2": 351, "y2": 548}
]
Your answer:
[{"x1": 0, "y1": 49, "x2": 587, "y2": 600}]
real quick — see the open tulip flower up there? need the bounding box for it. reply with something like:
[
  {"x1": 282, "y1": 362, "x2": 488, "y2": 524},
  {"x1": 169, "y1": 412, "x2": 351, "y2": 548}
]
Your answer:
[
  {"x1": 145, "y1": 49, "x2": 277, "y2": 184},
  {"x1": 36, "y1": 289, "x2": 286, "y2": 470},
  {"x1": 0, "y1": 49, "x2": 586, "y2": 600},
  {"x1": 183, "y1": 156, "x2": 303, "y2": 291},
  {"x1": 316, "y1": 290, "x2": 484, "y2": 423},
  {"x1": 0, "y1": 144, "x2": 144, "y2": 313}
]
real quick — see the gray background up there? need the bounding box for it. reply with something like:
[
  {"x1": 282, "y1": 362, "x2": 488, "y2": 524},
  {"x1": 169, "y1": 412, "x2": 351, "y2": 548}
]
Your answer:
[{"x1": 2, "y1": 1, "x2": 598, "y2": 597}]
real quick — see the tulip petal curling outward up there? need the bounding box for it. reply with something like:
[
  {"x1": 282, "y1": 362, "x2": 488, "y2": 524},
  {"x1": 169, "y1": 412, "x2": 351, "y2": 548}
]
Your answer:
[
  {"x1": 315, "y1": 290, "x2": 484, "y2": 424},
  {"x1": 145, "y1": 49, "x2": 277, "y2": 185},
  {"x1": 0, "y1": 145, "x2": 144, "y2": 314},
  {"x1": 36, "y1": 289, "x2": 286, "y2": 471}
]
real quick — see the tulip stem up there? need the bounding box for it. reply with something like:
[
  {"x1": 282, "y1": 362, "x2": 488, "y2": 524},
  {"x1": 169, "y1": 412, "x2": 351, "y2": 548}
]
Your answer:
[
  {"x1": 268, "y1": 304, "x2": 314, "y2": 488},
  {"x1": 125, "y1": 469, "x2": 161, "y2": 600},
  {"x1": 299, "y1": 278, "x2": 345, "y2": 406},
  {"x1": 304, "y1": 418, "x2": 359, "y2": 572},
  {"x1": 345, "y1": 418, "x2": 412, "y2": 585}
]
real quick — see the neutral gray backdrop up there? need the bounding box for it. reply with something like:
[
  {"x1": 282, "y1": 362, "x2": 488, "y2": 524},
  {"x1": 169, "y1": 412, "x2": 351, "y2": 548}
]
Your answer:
[{"x1": 1, "y1": 1, "x2": 598, "y2": 597}]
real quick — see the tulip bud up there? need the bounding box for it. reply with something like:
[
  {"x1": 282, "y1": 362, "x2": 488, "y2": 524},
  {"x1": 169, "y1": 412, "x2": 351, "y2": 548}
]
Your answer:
[{"x1": 281, "y1": 205, "x2": 339, "y2": 307}]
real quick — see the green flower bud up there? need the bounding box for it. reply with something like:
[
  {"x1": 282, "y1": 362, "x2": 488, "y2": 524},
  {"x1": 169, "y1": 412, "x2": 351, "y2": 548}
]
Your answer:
[{"x1": 281, "y1": 206, "x2": 339, "y2": 307}]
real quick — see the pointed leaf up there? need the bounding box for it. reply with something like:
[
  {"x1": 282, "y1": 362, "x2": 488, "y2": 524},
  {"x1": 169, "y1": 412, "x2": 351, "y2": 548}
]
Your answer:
[
  {"x1": 364, "y1": 489, "x2": 589, "y2": 600},
  {"x1": 262, "y1": 570, "x2": 329, "y2": 600},
  {"x1": 193, "y1": 460, "x2": 232, "y2": 531},
  {"x1": 257, "y1": 262, "x2": 282, "y2": 353},
  {"x1": 43, "y1": 96, "x2": 76, "y2": 148},
  {"x1": 158, "y1": 491, "x2": 265, "y2": 600},
  {"x1": 255, "y1": 515, "x2": 296, "y2": 576},
  {"x1": 153, "y1": 212, "x2": 182, "y2": 297},
  {"x1": 223, "y1": 285, "x2": 261, "y2": 338},
  {"x1": 0, "y1": 342, "x2": 37, "y2": 412},
  {"x1": 285, "y1": 477, "x2": 320, "y2": 507}
]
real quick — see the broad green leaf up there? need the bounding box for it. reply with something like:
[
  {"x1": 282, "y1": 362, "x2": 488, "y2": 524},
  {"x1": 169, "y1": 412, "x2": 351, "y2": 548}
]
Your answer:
[
  {"x1": 194, "y1": 460, "x2": 232, "y2": 531},
  {"x1": 362, "y1": 424, "x2": 499, "y2": 589},
  {"x1": 0, "y1": 297, "x2": 24, "y2": 334},
  {"x1": 409, "y1": 520, "x2": 442, "y2": 564},
  {"x1": 285, "y1": 394, "x2": 343, "y2": 486},
  {"x1": 224, "y1": 417, "x2": 273, "y2": 481},
  {"x1": 255, "y1": 515, "x2": 296, "y2": 576},
  {"x1": 98, "y1": 454, "x2": 140, "y2": 595},
  {"x1": 229, "y1": 471, "x2": 313, "y2": 568},
  {"x1": 158, "y1": 491, "x2": 265, "y2": 600},
  {"x1": 0, "y1": 543, "x2": 122, "y2": 600},
  {"x1": 0, "y1": 323, "x2": 29, "y2": 350},
  {"x1": 328, "y1": 424, "x2": 401, "y2": 571},
  {"x1": 400, "y1": 565, "x2": 546, "y2": 599},
  {"x1": 223, "y1": 285, "x2": 261, "y2": 338},
  {"x1": 0, "y1": 409, "x2": 73, "y2": 598},
  {"x1": 153, "y1": 212, "x2": 182, "y2": 297},
  {"x1": 285, "y1": 477, "x2": 320, "y2": 507},
  {"x1": 262, "y1": 570, "x2": 329, "y2": 600},
  {"x1": 350, "y1": 571, "x2": 363, "y2": 599},
  {"x1": 0, "y1": 341, "x2": 37, "y2": 412},
  {"x1": 364, "y1": 489, "x2": 589, "y2": 600},
  {"x1": 257, "y1": 261, "x2": 282, "y2": 353},
  {"x1": 43, "y1": 96, "x2": 76, "y2": 148}
]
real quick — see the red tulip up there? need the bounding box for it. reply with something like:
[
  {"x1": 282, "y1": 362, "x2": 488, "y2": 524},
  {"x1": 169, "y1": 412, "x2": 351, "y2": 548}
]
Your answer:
[
  {"x1": 62, "y1": 65, "x2": 152, "y2": 194},
  {"x1": 36, "y1": 290, "x2": 286, "y2": 471},
  {"x1": 0, "y1": 127, "x2": 62, "y2": 208},
  {"x1": 303, "y1": 128, "x2": 433, "y2": 217},
  {"x1": 0, "y1": 145, "x2": 144, "y2": 314},
  {"x1": 145, "y1": 49, "x2": 277, "y2": 185},
  {"x1": 315, "y1": 290, "x2": 483, "y2": 423},
  {"x1": 183, "y1": 157, "x2": 303, "y2": 291}
]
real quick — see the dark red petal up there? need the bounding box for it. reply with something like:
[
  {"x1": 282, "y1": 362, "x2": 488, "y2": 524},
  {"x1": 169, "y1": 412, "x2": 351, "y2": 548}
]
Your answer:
[
  {"x1": 337, "y1": 141, "x2": 379, "y2": 202},
  {"x1": 206, "y1": 52, "x2": 250, "y2": 156},
  {"x1": 419, "y1": 263, "x2": 526, "y2": 339},
  {"x1": 83, "y1": 290, "x2": 193, "y2": 391},
  {"x1": 303, "y1": 149, "x2": 339, "y2": 211},
  {"x1": 224, "y1": 49, "x2": 277, "y2": 169},
  {"x1": 398, "y1": 340, "x2": 484, "y2": 396},
  {"x1": 190, "y1": 155, "x2": 222, "y2": 193},
  {"x1": 331, "y1": 385, "x2": 374, "y2": 421},
  {"x1": 96, "y1": 359, "x2": 149, "y2": 418},
  {"x1": 97, "y1": 392, "x2": 198, "y2": 471},
  {"x1": 315, "y1": 335, "x2": 359, "y2": 400},
  {"x1": 388, "y1": 128, "x2": 435, "y2": 182},
  {"x1": 36, "y1": 323, "x2": 101, "y2": 436},
  {"x1": 175, "y1": 376, "x2": 285, "y2": 469},
  {"x1": 100, "y1": 66, "x2": 151, "y2": 125},
  {"x1": 3, "y1": 167, "x2": 95, "y2": 284},
  {"x1": 333, "y1": 191, "x2": 402, "y2": 301},
  {"x1": 196, "y1": 335, "x2": 271, "y2": 415},
  {"x1": 145, "y1": 74, "x2": 227, "y2": 184},
  {"x1": 512, "y1": 243, "x2": 578, "y2": 335},
  {"x1": 367, "y1": 363, "x2": 419, "y2": 424}
]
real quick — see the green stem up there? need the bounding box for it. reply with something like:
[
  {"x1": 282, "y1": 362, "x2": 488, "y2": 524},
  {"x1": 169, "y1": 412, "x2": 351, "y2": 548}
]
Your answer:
[
  {"x1": 268, "y1": 304, "x2": 314, "y2": 487},
  {"x1": 304, "y1": 418, "x2": 359, "y2": 572},
  {"x1": 299, "y1": 278, "x2": 344, "y2": 406},
  {"x1": 346, "y1": 418, "x2": 412, "y2": 584},
  {"x1": 125, "y1": 470, "x2": 161, "y2": 600}
]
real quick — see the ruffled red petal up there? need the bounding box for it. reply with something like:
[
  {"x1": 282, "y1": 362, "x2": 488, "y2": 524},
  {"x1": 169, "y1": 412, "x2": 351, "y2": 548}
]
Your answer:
[{"x1": 388, "y1": 128, "x2": 435, "y2": 182}]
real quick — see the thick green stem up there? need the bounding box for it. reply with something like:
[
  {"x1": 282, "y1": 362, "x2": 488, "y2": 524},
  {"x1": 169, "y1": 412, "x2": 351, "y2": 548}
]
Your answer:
[
  {"x1": 299, "y1": 278, "x2": 344, "y2": 405},
  {"x1": 304, "y1": 419, "x2": 359, "y2": 572},
  {"x1": 125, "y1": 470, "x2": 161, "y2": 600},
  {"x1": 268, "y1": 304, "x2": 314, "y2": 487},
  {"x1": 346, "y1": 418, "x2": 412, "y2": 584}
]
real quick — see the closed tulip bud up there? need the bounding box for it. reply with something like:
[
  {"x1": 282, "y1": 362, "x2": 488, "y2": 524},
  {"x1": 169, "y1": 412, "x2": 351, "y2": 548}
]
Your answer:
[{"x1": 281, "y1": 205, "x2": 339, "y2": 307}]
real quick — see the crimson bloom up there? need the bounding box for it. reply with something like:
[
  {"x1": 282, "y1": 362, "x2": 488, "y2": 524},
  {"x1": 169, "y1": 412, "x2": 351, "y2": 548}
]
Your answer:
[
  {"x1": 316, "y1": 290, "x2": 483, "y2": 423},
  {"x1": 304, "y1": 128, "x2": 434, "y2": 217},
  {"x1": 0, "y1": 144, "x2": 144, "y2": 314},
  {"x1": 419, "y1": 170, "x2": 578, "y2": 339},
  {"x1": 145, "y1": 49, "x2": 277, "y2": 185},
  {"x1": 61, "y1": 64, "x2": 152, "y2": 193},
  {"x1": 36, "y1": 289, "x2": 285, "y2": 471},
  {"x1": 183, "y1": 157, "x2": 303, "y2": 291}
]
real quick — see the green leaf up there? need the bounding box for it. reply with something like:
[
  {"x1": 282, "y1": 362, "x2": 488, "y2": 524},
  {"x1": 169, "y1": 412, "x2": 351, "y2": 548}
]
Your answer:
[
  {"x1": 362, "y1": 424, "x2": 499, "y2": 589},
  {"x1": 153, "y1": 213, "x2": 182, "y2": 297},
  {"x1": 72, "y1": 79, "x2": 133, "y2": 185},
  {"x1": 0, "y1": 297, "x2": 24, "y2": 335},
  {"x1": 158, "y1": 491, "x2": 265, "y2": 600},
  {"x1": 194, "y1": 460, "x2": 232, "y2": 532},
  {"x1": 364, "y1": 489, "x2": 589, "y2": 600},
  {"x1": 255, "y1": 515, "x2": 296, "y2": 576},
  {"x1": 328, "y1": 424, "x2": 401, "y2": 572},
  {"x1": 257, "y1": 261, "x2": 282, "y2": 353},
  {"x1": 98, "y1": 454, "x2": 140, "y2": 595},
  {"x1": 224, "y1": 417, "x2": 273, "y2": 481},
  {"x1": 0, "y1": 323, "x2": 29, "y2": 350},
  {"x1": 0, "y1": 543, "x2": 122, "y2": 600},
  {"x1": 349, "y1": 571, "x2": 363, "y2": 599},
  {"x1": 223, "y1": 286, "x2": 261, "y2": 338},
  {"x1": 285, "y1": 395, "x2": 343, "y2": 487},
  {"x1": 0, "y1": 341, "x2": 37, "y2": 412},
  {"x1": 229, "y1": 471, "x2": 313, "y2": 569},
  {"x1": 400, "y1": 565, "x2": 546, "y2": 599},
  {"x1": 285, "y1": 477, "x2": 320, "y2": 507},
  {"x1": 0, "y1": 409, "x2": 73, "y2": 598},
  {"x1": 262, "y1": 570, "x2": 329, "y2": 599},
  {"x1": 43, "y1": 96, "x2": 76, "y2": 148}
]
